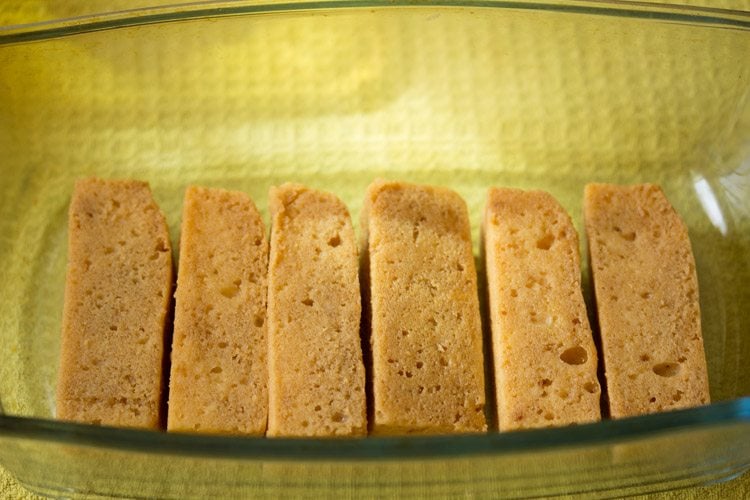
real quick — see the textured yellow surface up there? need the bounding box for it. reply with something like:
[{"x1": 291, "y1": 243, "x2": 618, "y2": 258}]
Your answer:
[
  {"x1": 0, "y1": 0, "x2": 748, "y2": 497},
  {"x1": 1, "y1": 462, "x2": 748, "y2": 499}
]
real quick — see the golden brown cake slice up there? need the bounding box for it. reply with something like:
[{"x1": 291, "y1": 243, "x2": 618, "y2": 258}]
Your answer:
[
  {"x1": 56, "y1": 178, "x2": 173, "y2": 428},
  {"x1": 483, "y1": 188, "x2": 601, "y2": 431},
  {"x1": 584, "y1": 183, "x2": 710, "y2": 418},
  {"x1": 266, "y1": 183, "x2": 366, "y2": 436},
  {"x1": 167, "y1": 186, "x2": 269, "y2": 434},
  {"x1": 361, "y1": 180, "x2": 486, "y2": 435}
]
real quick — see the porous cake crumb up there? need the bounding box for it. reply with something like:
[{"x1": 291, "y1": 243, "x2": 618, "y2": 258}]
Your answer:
[
  {"x1": 167, "y1": 186, "x2": 269, "y2": 434},
  {"x1": 56, "y1": 178, "x2": 173, "y2": 428},
  {"x1": 584, "y1": 183, "x2": 710, "y2": 418},
  {"x1": 361, "y1": 180, "x2": 486, "y2": 435},
  {"x1": 483, "y1": 188, "x2": 601, "y2": 431},
  {"x1": 266, "y1": 183, "x2": 366, "y2": 437}
]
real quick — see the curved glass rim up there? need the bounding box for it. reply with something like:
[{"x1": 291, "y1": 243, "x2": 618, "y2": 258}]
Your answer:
[
  {"x1": 0, "y1": 398, "x2": 748, "y2": 458},
  {"x1": 0, "y1": 0, "x2": 749, "y2": 45}
]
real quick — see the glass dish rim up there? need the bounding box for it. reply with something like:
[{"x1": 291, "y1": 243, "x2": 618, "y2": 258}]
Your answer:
[
  {"x1": 0, "y1": 0, "x2": 749, "y2": 45},
  {"x1": 0, "y1": 399, "x2": 748, "y2": 459}
]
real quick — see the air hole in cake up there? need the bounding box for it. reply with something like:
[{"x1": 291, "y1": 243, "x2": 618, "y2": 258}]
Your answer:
[
  {"x1": 254, "y1": 315, "x2": 264, "y2": 328},
  {"x1": 678, "y1": 356, "x2": 687, "y2": 363},
  {"x1": 302, "y1": 298, "x2": 314, "y2": 307},
  {"x1": 653, "y1": 362, "x2": 680, "y2": 377},
  {"x1": 649, "y1": 397, "x2": 656, "y2": 403},
  {"x1": 672, "y1": 391, "x2": 683, "y2": 402},
  {"x1": 544, "y1": 412, "x2": 554, "y2": 421},
  {"x1": 510, "y1": 289, "x2": 518, "y2": 298},
  {"x1": 328, "y1": 234, "x2": 341, "y2": 247},
  {"x1": 401, "y1": 329, "x2": 409, "y2": 337},
  {"x1": 314, "y1": 405, "x2": 321, "y2": 412},
  {"x1": 405, "y1": 371, "x2": 413, "y2": 378},
  {"x1": 540, "y1": 378, "x2": 552, "y2": 387},
  {"x1": 416, "y1": 361, "x2": 423, "y2": 369},
  {"x1": 332, "y1": 412, "x2": 345, "y2": 423},
  {"x1": 558, "y1": 389, "x2": 569, "y2": 399},
  {"x1": 439, "y1": 357, "x2": 448, "y2": 367},
  {"x1": 572, "y1": 318, "x2": 581, "y2": 326},
  {"x1": 427, "y1": 317, "x2": 437, "y2": 327},
  {"x1": 109, "y1": 325, "x2": 117, "y2": 331},
  {"x1": 210, "y1": 366, "x2": 223, "y2": 374},
  {"x1": 584, "y1": 382, "x2": 598, "y2": 393},
  {"x1": 536, "y1": 233, "x2": 555, "y2": 250},
  {"x1": 560, "y1": 346, "x2": 588, "y2": 365},
  {"x1": 220, "y1": 284, "x2": 239, "y2": 298},
  {"x1": 455, "y1": 262, "x2": 464, "y2": 271},
  {"x1": 640, "y1": 291, "x2": 651, "y2": 299},
  {"x1": 218, "y1": 342, "x2": 228, "y2": 348},
  {"x1": 104, "y1": 246, "x2": 114, "y2": 255},
  {"x1": 640, "y1": 354, "x2": 650, "y2": 362}
]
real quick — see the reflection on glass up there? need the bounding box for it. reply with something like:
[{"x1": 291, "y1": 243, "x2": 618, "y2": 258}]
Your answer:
[{"x1": 694, "y1": 176, "x2": 727, "y2": 235}]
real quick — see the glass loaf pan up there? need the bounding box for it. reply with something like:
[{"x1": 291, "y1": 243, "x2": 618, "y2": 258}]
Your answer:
[{"x1": 0, "y1": 1, "x2": 748, "y2": 497}]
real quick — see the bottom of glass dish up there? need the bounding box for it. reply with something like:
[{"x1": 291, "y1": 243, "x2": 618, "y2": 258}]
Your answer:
[{"x1": 0, "y1": 399, "x2": 748, "y2": 497}]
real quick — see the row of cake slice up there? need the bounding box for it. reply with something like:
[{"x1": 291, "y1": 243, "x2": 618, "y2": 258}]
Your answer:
[{"x1": 55, "y1": 178, "x2": 710, "y2": 435}]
